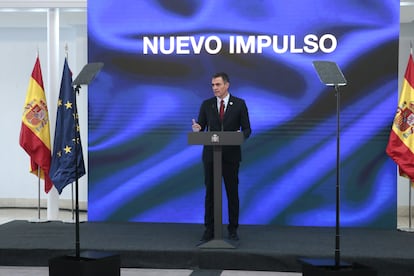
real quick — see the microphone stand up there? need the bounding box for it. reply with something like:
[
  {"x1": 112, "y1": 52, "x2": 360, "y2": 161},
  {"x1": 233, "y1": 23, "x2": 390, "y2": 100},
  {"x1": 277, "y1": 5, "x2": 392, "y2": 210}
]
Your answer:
[
  {"x1": 334, "y1": 84, "x2": 341, "y2": 268},
  {"x1": 300, "y1": 61, "x2": 376, "y2": 275},
  {"x1": 73, "y1": 84, "x2": 81, "y2": 258}
]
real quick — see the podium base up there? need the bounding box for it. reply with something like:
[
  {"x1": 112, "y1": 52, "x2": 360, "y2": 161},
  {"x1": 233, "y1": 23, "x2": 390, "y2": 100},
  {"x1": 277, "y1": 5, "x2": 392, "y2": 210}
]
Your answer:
[
  {"x1": 49, "y1": 250, "x2": 120, "y2": 276},
  {"x1": 300, "y1": 258, "x2": 377, "y2": 276},
  {"x1": 197, "y1": 238, "x2": 239, "y2": 249}
]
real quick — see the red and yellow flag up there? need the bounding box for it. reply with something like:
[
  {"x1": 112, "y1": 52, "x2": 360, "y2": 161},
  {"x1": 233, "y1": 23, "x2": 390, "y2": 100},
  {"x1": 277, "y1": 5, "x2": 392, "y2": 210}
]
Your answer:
[
  {"x1": 386, "y1": 53, "x2": 414, "y2": 182},
  {"x1": 19, "y1": 57, "x2": 53, "y2": 193}
]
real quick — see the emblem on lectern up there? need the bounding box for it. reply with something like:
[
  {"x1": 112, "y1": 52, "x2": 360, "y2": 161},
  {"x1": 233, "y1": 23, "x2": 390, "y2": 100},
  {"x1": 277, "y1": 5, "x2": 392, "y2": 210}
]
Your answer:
[{"x1": 211, "y1": 134, "x2": 219, "y2": 143}]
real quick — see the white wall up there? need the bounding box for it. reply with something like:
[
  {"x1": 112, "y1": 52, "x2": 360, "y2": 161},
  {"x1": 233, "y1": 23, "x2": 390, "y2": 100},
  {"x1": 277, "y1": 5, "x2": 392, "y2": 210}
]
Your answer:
[{"x1": 0, "y1": 10, "x2": 88, "y2": 211}]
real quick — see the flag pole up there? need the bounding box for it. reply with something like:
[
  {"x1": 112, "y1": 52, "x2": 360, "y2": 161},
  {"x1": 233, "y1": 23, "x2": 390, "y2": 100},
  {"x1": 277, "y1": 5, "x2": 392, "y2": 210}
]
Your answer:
[
  {"x1": 62, "y1": 181, "x2": 76, "y2": 224},
  {"x1": 66, "y1": 45, "x2": 76, "y2": 224},
  {"x1": 28, "y1": 167, "x2": 48, "y2": 223},
  {"x1": 61, "y1": 45, "x2": 76, "y2": 224},
  {"x1": 37, "y1": 167, "x2": 41, "y2": 220},
  {"x1": 74, "y1": 84, "x2": 80, "y2": 258},
  {"x1": 72, "y1": 182, "x2": 75, "y2": 221},
  {"x1": 69, "y1": 43, "x2": 75, "y2": 223},
  {"x1": 399, "y1": 180, "x2": 414, "y2": 232},
  {"x1": 67, "y1": 44, "x2": 80, "y2": 256},
  {"x1": 409, "y1": 181, "x2": 412, "y2": 229}
]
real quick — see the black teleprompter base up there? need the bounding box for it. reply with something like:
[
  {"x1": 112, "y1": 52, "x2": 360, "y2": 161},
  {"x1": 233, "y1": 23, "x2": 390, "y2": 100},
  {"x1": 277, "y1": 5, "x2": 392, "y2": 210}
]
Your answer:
[
  {"x1": 49, "y1": 250, "x2": 120, "y2": 276},
  {"x1": 300, "y1": 258, "x2": 377, "y2": 276}
]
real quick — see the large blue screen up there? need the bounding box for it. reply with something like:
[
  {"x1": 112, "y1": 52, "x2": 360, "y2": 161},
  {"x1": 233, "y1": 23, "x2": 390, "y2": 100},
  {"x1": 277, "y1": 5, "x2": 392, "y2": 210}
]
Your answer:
[{"x1": 87, "y1": 0, "x2": 399, "y2": 228}]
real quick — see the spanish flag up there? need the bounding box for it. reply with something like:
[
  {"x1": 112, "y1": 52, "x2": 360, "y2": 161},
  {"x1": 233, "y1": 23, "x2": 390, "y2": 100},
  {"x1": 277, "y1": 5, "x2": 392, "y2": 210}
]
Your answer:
[
  {"x1": 386, "y1": 53, "x2": 414, "y2": 182},
  {"x1": 19, "y1": 56, "x2": 53, "y2": 193}
]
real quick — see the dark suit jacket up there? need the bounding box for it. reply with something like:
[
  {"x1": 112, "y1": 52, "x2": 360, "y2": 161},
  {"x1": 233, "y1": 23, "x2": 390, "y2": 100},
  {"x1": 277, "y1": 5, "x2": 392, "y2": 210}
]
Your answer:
[{"x1": 197, "y1": 94, "x2": 251, "y2": 163}]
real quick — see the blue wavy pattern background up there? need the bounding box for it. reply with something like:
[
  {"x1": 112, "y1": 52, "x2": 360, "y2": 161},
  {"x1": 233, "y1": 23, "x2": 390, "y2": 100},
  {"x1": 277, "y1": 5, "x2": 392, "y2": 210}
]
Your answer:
[{"x1": 87, "y1": 0, "x2": 399, "y2": 228}]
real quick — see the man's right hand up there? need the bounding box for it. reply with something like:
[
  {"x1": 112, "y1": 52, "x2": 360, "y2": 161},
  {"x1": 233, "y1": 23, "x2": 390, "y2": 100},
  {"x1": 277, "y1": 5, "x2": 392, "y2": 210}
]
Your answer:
[{"x1": 192, "y1": 119, "x2": 201, "y2": 132}]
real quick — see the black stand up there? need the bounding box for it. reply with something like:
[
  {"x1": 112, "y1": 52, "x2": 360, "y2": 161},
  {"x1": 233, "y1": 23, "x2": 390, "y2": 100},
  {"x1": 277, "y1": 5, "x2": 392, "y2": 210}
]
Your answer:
[
  {"x1": 188, "y1": 131, "x2": 244, "y2": 249},
  {"x1": 299, "y1": 61, "x2": 376, "y2": 275},
  {"x1": 48, "y1": 63, "x2": 120, "y2": 276},
  {"x1": 49, "y1": 251, "x2": 120, "y2": 276}
]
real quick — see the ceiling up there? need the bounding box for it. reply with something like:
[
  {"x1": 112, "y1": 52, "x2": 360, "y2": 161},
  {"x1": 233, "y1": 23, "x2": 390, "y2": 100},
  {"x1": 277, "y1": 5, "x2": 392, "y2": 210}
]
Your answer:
[
  {"x1": 401, "y1": 0, "x2": 414, "y2": 23},
  {"x1": 0, "y1": 2, "x2": 413, "y2": 27}
]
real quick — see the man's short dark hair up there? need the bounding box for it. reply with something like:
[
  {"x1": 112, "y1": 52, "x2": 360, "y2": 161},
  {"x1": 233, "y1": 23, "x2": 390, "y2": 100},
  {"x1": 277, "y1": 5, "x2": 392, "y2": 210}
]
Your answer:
[{"x1": 213, "y1": 72, "x2": 230, "y2": 83}]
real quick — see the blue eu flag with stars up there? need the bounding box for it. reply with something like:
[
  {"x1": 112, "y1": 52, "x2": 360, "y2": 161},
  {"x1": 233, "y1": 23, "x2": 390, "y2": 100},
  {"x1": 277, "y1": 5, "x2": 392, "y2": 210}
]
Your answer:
[{"x1": 50, "y1": 58, "x2": 86, "y2": 194}]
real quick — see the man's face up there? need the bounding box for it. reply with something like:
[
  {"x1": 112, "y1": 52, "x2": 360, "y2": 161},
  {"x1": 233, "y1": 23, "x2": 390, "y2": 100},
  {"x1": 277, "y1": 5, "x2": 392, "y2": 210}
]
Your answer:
[{"x1": 211, "y1": 77, "x2": 229, "y2": 99}]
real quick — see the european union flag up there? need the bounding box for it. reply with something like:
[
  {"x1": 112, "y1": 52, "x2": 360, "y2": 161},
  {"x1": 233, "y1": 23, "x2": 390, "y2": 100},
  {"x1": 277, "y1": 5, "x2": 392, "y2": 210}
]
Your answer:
[{"x1": 50, "y1": 58, "x2": 86, "y2": 194}]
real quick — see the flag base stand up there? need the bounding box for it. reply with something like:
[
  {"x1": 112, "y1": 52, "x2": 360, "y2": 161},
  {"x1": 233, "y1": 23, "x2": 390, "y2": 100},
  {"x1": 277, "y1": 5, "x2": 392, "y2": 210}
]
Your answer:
[
  {"x1": 398, "y1": 227, "x2": 414, "y2": 232},
  {"x1": 27, "y1": 218, "x2": 49, "y2": 223},
  {"x1": 300, "y1": 258, "x2": 377, "y2": 276},
  {"x1": 62, "y1": 218, "x2": 86, "y2": 224},
  {"x1": 62, "y1": 219, "x2": 76, "y2": 224},
  {"x1": 49, "y1": 250, "x2": 120, "y2": 276}
]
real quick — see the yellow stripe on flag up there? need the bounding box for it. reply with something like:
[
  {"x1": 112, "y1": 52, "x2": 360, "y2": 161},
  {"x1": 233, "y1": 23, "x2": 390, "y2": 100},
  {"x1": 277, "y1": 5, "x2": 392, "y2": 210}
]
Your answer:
[
  {"x1": 391, "y1": 78, "x2": 414, "y2": 151},
  {"x1": 21, "y1": 78, "x2": 51, "y2": 147}
]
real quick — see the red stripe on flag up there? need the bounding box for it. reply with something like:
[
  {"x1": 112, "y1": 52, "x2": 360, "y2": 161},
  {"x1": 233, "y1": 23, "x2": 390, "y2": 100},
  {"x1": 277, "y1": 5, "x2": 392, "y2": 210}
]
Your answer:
[
  {"x1": 19, "y1": 123, "x2": 53, "y2": 193},
  {"x1": 386, "y1": 130, "x2": 414, "y2": 181},
  {"x1": 31, "y1": 57, "x2": 44, "y2": 91}
]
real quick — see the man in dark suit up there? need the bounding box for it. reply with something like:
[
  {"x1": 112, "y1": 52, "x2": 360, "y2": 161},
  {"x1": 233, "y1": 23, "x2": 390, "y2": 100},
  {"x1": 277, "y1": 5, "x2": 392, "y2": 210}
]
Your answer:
[{"x1": 192, "y1": 72, "x2": 251, "y2": 241}]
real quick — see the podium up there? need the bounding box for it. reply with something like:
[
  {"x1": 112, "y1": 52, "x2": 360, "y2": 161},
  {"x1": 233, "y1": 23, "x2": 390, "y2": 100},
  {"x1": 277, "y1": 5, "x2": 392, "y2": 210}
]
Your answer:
[{"x1": 188, "y1": 131, "x2": 244, "y2": 249}]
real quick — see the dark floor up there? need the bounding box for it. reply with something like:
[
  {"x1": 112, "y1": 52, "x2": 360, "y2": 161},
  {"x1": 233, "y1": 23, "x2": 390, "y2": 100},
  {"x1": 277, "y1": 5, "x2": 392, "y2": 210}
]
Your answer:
[{"x1": 0, "y1": 220, "x2": 413, "y2": 276}]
